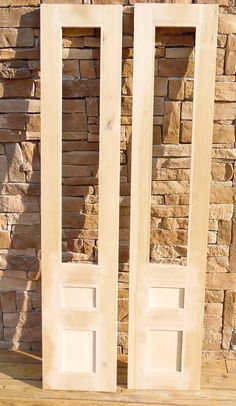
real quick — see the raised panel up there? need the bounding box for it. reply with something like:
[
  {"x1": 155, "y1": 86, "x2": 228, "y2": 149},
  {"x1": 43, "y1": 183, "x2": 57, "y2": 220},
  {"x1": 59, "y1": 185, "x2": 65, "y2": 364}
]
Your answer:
[
  {"x1": 147, "y1": 330, "x2": 182, "y2": 373},
  {"x1": 62, "y1": 286, "x2": 96, "y2": 309},
  {"x1": 149, "y1": 288, "x2": 184, "y2": 309},
  {"x1": 62, "y1": 330, "x2": 96, "y2": 373}
]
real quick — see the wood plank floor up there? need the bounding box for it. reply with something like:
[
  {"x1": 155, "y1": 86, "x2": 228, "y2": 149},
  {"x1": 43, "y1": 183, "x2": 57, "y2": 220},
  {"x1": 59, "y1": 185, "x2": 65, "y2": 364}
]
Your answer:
[{"x1": 0, "y1": 351, "x2": 235, "y2": 405}]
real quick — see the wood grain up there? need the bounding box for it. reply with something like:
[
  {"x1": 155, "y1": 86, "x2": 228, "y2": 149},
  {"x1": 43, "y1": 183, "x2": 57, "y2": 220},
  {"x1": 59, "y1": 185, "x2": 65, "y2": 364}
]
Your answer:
[
  {"x1": 41, "y1": 4, "x2": 122, "y2": 391},
  {"x1": 128, "y1": 3, "x2": 218, "y2": 390}
]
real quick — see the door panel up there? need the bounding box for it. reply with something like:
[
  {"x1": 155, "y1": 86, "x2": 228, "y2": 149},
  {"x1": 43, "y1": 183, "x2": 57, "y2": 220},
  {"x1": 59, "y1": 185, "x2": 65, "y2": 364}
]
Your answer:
[
  {"x1": 41, "y1": 4, "x2": 122, "y2": 391},
  {"x1": 128, "y1": 4, "x2": 218, "y2": 390}
]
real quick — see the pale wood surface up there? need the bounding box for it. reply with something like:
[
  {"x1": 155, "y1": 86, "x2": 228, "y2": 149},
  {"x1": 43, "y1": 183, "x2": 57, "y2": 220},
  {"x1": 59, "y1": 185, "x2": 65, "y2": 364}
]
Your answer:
[
  {"x1": 128, "y1": 4, "x2": 218, "y2": 390},
  {"x1": 0, "y1": 351, "x2": 236, "y2": 405},
  {"x1": 41, "y1": 4, "x2": 122, "y2": 391}
]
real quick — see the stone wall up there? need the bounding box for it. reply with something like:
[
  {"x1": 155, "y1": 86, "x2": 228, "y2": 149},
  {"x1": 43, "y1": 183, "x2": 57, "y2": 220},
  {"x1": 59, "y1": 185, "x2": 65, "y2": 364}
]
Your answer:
[{"x1": 0, "y1": 0, "x2": 235, "y2": 361}]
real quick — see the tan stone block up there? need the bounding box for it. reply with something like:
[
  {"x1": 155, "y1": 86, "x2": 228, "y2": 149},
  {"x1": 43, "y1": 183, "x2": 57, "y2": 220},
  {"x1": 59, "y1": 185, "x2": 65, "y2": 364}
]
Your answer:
[
  {"x1": 207, "y1": 257, "x2": 229, "y2": 273},
  {"x1": 12, "y1": 233, "x2": 40, "y2": 249},
  {"x1": 152, "y1": 168, "x2": 189, "y2": 181},
  {"x1": 122, "y1": 59, "x2": 132, "y2": 77},
  {"x1": 222, "y1": 326, "x2": 233, "y2": 350},
  {"x1": 210, "y1": 185, "x2": 235, "y2": 204},
  {"x1": 153, "y1": 144, "x2": 191, "y2": 158},
  {"x1": 62, "y1": 185, "x2": 94, "y2": 197},
  {"x1": 180, "y1": 121, "x2": 191, "y2": 143},
  {"x1": 215, "y1": 82, "x2": 236, "y2": 101},
  {"x1": 213, "y1": 124, "x2": 235, "y2": 145},
  {"x1": 205, "y1": 290, "x2": 224, "y2": 303},
  {"x1": 0, "y1": 182, "x2": 39, "y2": 196},
  {"x1": 0, "y1": 99, "x2": 39, "y2": 113},
  {"x1": 159, "y1": 58, "x2": 194, "y2": 78},
  {"x1": 216, "y1": 48, "x2": 225, "y2": 75},
  {"x1": 8, "y1": 213, "x2": 40, "y2": 225},
  {"x1": 0, "y1": 231, "x2": 11, "y2": 249},
  {"x1": 117, "y1": 332, "x2": 128, "y2": 354},
  {"x1": 0, "y1": 113, "x2": 25, "y2": 130},
  {"x1": 151, "y1": 205, "x2": 189, "y2": 218},
  {"x1": 86, "y1": 97, "x2": 98, "y2": 117},
  {"x1": 219, "y1": 14, "x2": 236, "y2": 35},
  {"x1": 62, "y1": 165, "x2": 90, "y2": 178},
  {"x1": 62, "y1": 37, "x2": 84, "y2": 48},
  {"x1": 80, "y1": 60, "x2": 96, "y2": 79},
  {"x1": 0, "y1": 292, "x2": 16, "y2": 313},
  {"x1": 121, "y1": 96, "x2": 132, "y2": 116},
  {"x1": 62, "y1": 48, "x2": 93, "y2": 60},
  {"x1": 3, "y1": 311, "x2": 41, "y2": 328},
  {"x1": 151, "y1": 245, "x2": 187, "y2": 262},
  {"x1": 204, "y1": 303, "x2": 223, "y2": 317},
  {"x1": 150, "y1": 229, "x2": 188, "y2": 245},
  {"x1": 0, "y1": 7, "x2": 39, "y2": 28},
  {"x1": 194, "y1": 0, "x2": 228, "y2": 4},
  {"x1": 156, "y1": 34, "x2": 194, "y2": 48},
  {"x1": 16, "y1": 292, "x2": 32, "y2": 312},
  {"x1": 62, "y1": 80, "x2": 87, "y2": 98},
  {"x1": 1, "y1": 0, "x2": 39, "y2": 5},
  {"x1": 181, "y1": 102, "x2": 192, "y2": 120},
  {"x1": 225, "y1": 51, "x2": 236, "y2": 75},
  {"x1": 0, "y1": 28, "x2": 34, "y2": 47},
  {"x1": 206, "y1": 273, "x2": 236, "y2": 290},
  {"x1": 184, "y1": 80, "x2": 193, "y2": 100},
  {"x1": 4, "y1": 326, "x2": 41, "y2": 342},
  {"x1": 62, "y1": 100, "x2": 85, "y2": 113},
  {"x1": 224, "y1": 291, "x2": 236, "y2": 328},
  {"x1": 122, "y1": 77, "x2": 132, "y2": 96},
  {"x1": 209, "y1": 245, "x2": 230, "y2": 258},
  {"x1": 62, "y1": 113, "x2": 87, "y2": 132},
  {"x1": 204, "y1": 316, "x2": 222, "y2": 333},
  {"x1": 165, "y1": 47, "x2": 193, "y2": 59},
  {"x1": 5, "y1": 143, "x2": 25, "y2": 182},
  {"x1": 0, "y1": 48, "x2": 39, "y2": 60},
  {"x1": 208, "y1": 231, "x2": 217, "y2": 244},
  {"x1": 152, "y1": 180, "x2": 189, "y2": 195},
  {"x1": 62, "y1": 60, "x2": 79, "y2": 78},
  {"x1": 217, "y1": 34, "x2": 227, "y2": 48},
  {"x1": 163, "y1": 101, "x2": 180, "y2": 143},
  {"x1": 153, "y1": 126, "x2": 161, "y2": 145},
  {"x1": 63, "y1": 27, "x2": 94, "y2": 37},
  {"x1": 0, "y1": 195, "x2": 39, "y2": 213},
  {"x1": 218, "y1": 220, "x2": 232, "y2": 245},
  {"x1": 0, "y1": 214, "x2": 7, "y2": 230},
  {"x1": 0, "y1": 61, "x2": 30, "y2": 79},
  {"x1": 154, "y1": 77, "x2": 168, "y2": 97},
  {"x1": 62, "y1": 151, "x2": 98, "y2": 165},
  {"x1": 0, "y1": 156, "x2": 8, "y2": 183},
  {"x1": 31, "y1": 292, "x2": 41, "y2": 310},
  {"x1": 84, "y1": 36, "x2": 100, "y2": 48},
  {"x1": 209, "y1": 204, "x2": 233, "y2": 221},
  {"x1": 0, "y1": 130, "x2": 25, "y2": 143},
  {"x1": 154, "y1": 97, "x2": 164, "y2": 116},
  {"x1": 168, "y1": 79, "x2": 184, "y2": 100},
  {"x1": 62, "y1": 197, "x2": 83, "y2": 212},
  {"x1": 212, "y1": 148, "x2": 236, "y2": 159},
  {"x1": 0, "y1": 79, "x2": 34, "y2": 98},
  {"x1": 211, "y1": 163, "x2": 233, "y2": 182},
  {"x1": 21, "y1": 141, "x2": 40, "y2": 172},
  {"x1": 118, "y1": 299, "x2": 128, "y2": 322}
]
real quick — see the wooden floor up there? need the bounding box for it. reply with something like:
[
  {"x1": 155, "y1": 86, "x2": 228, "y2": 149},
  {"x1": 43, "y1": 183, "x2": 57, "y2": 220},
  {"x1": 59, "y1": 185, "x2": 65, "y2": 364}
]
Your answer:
[{"x1": 0, "y1": 351, "x2": 235, "y2": 405}]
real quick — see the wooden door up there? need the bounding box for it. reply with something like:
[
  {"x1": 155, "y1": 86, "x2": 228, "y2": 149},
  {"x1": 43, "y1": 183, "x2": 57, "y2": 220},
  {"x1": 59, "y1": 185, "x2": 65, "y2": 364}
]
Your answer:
[
  {"x1": 41, "y1": 4, "x2": 122, "y2": 391},
  {"x1": 128, "y1": 4, "x2": 218, "y2": 390}
]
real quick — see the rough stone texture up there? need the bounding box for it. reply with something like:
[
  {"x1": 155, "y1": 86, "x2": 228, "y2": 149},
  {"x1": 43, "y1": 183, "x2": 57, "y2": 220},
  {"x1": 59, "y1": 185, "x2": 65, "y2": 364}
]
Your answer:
[{"x1": 0, "y1": 3, "x2": 235, "y2": 359}]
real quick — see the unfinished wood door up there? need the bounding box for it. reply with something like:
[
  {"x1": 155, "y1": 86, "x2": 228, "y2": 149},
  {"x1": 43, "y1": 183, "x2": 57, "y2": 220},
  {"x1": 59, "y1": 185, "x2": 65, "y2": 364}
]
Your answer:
[
  {"x1": 41, "y1": 4, "x2": 122, "y2": 391},
  {"x1": 128, "y1": 4, "x2": 218, "y2": 390}
]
